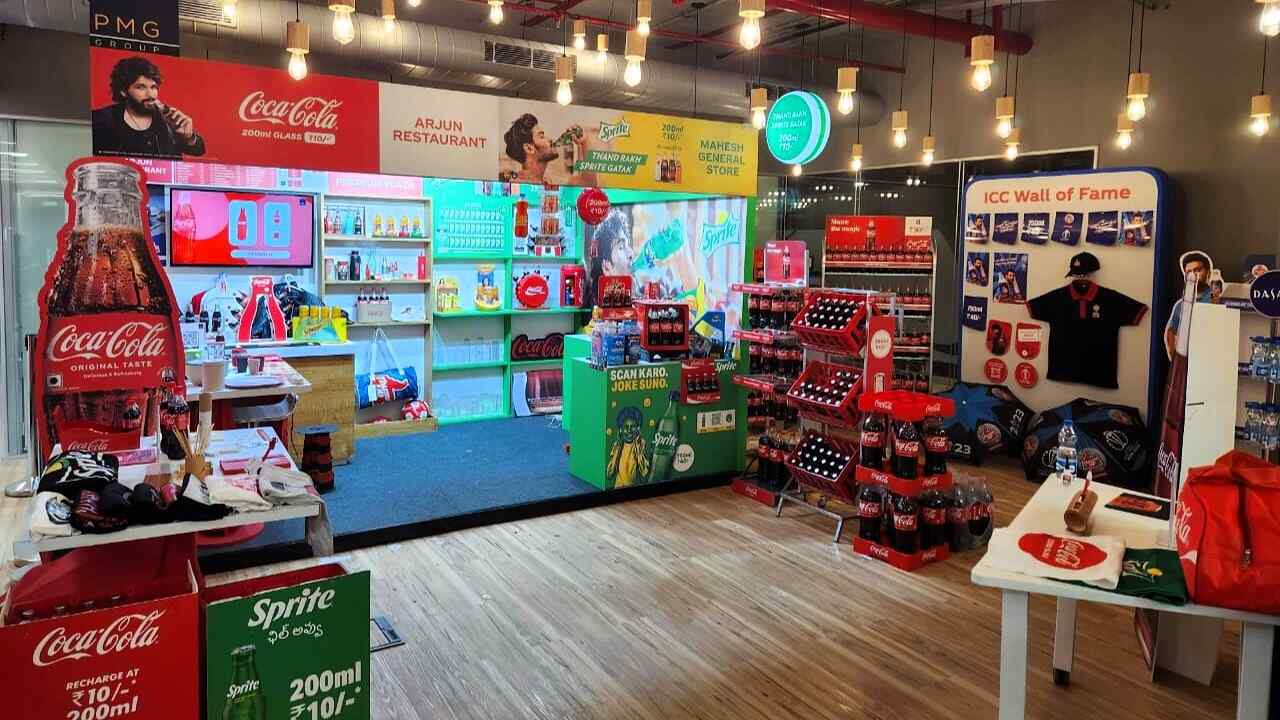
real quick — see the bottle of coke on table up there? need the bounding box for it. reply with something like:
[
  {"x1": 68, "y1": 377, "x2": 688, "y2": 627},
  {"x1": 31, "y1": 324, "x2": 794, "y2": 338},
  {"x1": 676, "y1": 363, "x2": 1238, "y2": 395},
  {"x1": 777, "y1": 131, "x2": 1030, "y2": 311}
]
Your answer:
[
  {"x1": 923, "y1": 416, "x2": 949, "y2": 476},
  {"x1": 891, "y1": 419, "x2": 921, "y2": 479},
  {"x1": 891, "y1": 493, "x2": 919, "y2": 554},
  {"x1": 859, "y1": 412, "x2": 885, "y2": 469}
]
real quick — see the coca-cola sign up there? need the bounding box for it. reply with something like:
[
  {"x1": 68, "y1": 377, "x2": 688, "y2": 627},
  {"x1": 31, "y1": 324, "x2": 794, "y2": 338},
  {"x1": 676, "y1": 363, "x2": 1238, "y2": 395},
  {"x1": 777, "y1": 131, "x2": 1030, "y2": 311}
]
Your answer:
[
  {"x1": 238, "y1": 92, "x2": 342, "y2": 129},
  {"x1": 47, "y1": 321, "x2": 168, "y2": 362},
  {"x1": 33, "y1": 610, "x2": 164, "y2": 667},
  {"x1": 511, "y1": 332, "x2": 565, "y2": 362}
]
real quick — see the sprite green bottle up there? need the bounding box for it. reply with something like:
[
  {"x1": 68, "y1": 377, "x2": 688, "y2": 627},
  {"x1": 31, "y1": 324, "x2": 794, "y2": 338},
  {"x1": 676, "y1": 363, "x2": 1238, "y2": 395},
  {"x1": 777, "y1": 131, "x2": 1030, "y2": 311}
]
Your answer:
[
  {"x1": 223, "y1": 645, "x2": 266, "y2": 720},
  {"x1": 648, "y1": 391, "x2": 681, "y2": 483}
]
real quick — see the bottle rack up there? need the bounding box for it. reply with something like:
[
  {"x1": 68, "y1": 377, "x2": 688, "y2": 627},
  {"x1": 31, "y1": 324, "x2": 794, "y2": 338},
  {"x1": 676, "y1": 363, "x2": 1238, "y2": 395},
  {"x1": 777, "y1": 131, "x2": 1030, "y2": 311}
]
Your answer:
[
  {"x1": 785, "y1": 361, "x2": 863, "y2": 428},
  {"x1": 790, "y1": 291, "x2": 873, "y2": 357},
  {"x1": 850, "y1": 389, "x2": 957, "y2": 572},
  {"x1": 782, "y1": 431, "x2": 859, "y2": 505}
]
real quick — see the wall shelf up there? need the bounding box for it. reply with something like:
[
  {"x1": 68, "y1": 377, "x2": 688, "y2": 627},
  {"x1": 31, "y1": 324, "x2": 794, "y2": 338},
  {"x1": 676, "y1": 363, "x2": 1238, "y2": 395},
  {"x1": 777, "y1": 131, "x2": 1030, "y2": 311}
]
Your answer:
[
  {"x1": 347, "y1": 320, "x2": 431, "y2": 328},
  {"x1": 325, "y1": 279, "x2": 430, "y2": 286},
  {"x1": 434, "y1": 360, "x2": 507, "y2": 372},
  {"x1": 511, "y1": 358, "x2": 562, "y2": 367},
  {"x1": 324, "y1": 234, "x2": 430, "y2": 244}
]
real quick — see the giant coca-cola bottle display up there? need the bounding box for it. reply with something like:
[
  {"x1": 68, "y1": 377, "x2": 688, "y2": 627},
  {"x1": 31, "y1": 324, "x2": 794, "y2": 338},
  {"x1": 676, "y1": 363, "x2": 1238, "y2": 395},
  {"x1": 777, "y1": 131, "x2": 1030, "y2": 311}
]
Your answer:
[{"x1": 35, "y1": 158, "x2": 186, "y2": 458}]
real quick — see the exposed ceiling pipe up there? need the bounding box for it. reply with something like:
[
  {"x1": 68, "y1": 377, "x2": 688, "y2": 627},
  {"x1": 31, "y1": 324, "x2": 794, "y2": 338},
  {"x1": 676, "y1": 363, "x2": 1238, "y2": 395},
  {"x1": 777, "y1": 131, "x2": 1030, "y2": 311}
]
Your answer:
[{"x1": 769, "y1": 0, "x2": 1034, "y2": 54}]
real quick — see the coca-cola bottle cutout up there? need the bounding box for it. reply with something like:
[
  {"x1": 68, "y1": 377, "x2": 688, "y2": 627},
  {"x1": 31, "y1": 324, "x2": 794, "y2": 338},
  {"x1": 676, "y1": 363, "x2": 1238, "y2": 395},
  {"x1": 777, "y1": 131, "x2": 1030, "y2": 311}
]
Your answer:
[
  {"x1": 172, "y1": 193, "x2": 197, "y2": 246},
  {"x1": 37, "y1": 159, "x2": 185, "y2": 458},
  {"x1": 235, "y1": 207, "x2": 248, "y2": 244}
]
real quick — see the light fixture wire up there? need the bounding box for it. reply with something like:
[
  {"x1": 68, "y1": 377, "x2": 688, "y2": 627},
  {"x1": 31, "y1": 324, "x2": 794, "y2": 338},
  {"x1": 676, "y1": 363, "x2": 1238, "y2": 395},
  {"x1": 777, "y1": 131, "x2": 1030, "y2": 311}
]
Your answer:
[
  {"x1": 856, "y1": 22, "x2": 864, "y2": 144},
  {"x1": 898, "y1": 3, "x2": 907, "y2": 110},
  {"x1": 928, "y1": 0, "x2": 936, "y2": 136},
  {"x1": 1263, "y1": 33, "x2": 1270, "y2": 95}
]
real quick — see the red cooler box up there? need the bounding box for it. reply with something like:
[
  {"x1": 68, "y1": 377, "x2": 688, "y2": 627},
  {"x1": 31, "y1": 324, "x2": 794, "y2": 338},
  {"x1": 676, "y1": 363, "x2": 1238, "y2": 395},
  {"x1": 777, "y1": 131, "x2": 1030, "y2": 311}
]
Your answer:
[{"x1": 1, "y1": 561, "x2": 200, "y2": 720}]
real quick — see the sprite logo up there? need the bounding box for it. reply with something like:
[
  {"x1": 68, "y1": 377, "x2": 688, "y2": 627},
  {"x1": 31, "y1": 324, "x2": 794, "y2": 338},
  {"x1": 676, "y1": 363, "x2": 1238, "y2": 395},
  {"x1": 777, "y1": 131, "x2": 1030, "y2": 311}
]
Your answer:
[
  {"x1": 654, "y1": 431, "x2": 678, "y2": 449},
  {"x1": 248, "y1": 586, "x2": 335, "y2": 631},
  {"x1": 699, "y1": 217, "x2": 740, "y2": 254},
  {"x1": 599, "y1": 119, "x2": 631, "y2": 143},
  {"x1": 226, "y1": 679, "x2": 260, "y2": 700}
]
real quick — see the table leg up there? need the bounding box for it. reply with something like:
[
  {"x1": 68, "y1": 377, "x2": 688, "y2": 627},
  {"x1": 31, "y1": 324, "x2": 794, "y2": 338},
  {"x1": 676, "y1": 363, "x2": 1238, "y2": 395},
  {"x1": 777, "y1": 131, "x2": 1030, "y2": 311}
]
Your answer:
[
  {"x1": 1237, "y1": 622, "x2": 1274, "y2": 720},
  {"x1": 1000, "y1": 590, "x2": 1029, "y2": 720},
  {"x1": 1052, "y1": 598, "x2": 1078, "y2": 687}
]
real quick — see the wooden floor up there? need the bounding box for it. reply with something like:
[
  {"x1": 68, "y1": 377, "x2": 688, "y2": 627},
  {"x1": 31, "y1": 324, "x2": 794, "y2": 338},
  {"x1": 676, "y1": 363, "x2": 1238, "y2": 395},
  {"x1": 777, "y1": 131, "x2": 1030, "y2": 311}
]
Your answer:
[{"x1": 0, "y1": 457, "x2": 1238, "y2": 719}]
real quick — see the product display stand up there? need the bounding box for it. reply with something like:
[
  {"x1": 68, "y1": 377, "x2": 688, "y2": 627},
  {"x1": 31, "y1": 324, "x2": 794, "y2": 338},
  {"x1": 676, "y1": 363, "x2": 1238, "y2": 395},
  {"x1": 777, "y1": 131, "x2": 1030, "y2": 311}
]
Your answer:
[{"x1": 850, "y1": 390, "x2": 957, "y2": 571}]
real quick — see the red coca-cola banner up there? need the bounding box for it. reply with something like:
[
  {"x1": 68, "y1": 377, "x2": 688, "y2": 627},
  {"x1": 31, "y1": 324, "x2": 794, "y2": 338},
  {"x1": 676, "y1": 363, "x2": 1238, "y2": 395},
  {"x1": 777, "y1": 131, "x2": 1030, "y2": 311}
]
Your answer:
[
  {"x1": 0, "y1": 567, "x2": 200, "y2": 720},
  {"x1": 34, "y1": 157, "x2": 187, "y2": 458},
  {"x1": 90, "y1": 47, "x2": 379, "y2": 173},
  {"x1": 511, "y1": 332, "x2": 565, "y2": 362}
]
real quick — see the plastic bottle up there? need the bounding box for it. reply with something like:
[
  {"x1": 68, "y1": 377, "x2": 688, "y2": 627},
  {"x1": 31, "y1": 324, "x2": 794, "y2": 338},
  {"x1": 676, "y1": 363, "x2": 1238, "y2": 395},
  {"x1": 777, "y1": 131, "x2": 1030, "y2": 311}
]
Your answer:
[
  {"x1": 1251, "y1": 337, "x2": 1271, "y2": 378},
  {"x1": 948, "y1": 479, "x2": 974, "y2": 552},
  {"x1": 1055, "y1": 420, "x2": 1078, "y2": 484}
]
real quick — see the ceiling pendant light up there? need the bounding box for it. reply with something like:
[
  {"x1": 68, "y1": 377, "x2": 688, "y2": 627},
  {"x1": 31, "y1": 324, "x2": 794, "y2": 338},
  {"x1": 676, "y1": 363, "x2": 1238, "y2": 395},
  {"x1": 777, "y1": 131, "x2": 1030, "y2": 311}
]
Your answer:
[
  {"x1": 381, "y1": 0, "x2": 396, "y2": 32},
  {"x1": 223, "y1": 0, "x2": 238, "y2": 22},
  {"x1": 286, "y1": 16, "x2": 310, "y2": 81},
  {"x1": 850, "y1": 143, "x2": 863, "y2": 172},
  {"x1": 555, "y1": 55, "x2": 574, "y2": 106},
  {"x1": 749, "y1": 87, "x2": 768, "y2": 130},
  {"x1": 836, "y1": 67, "x2": 857, "y2": 115},
  {"x1": 892, "y1": 110, "x2": 909, "y2": 149},
  {"x1": 791, "y1": 163, "x2": 802, "y2": 176},
  {"x1": 995, "y1": 95, "x2": 1015, "y2": 138},
  {"x1": 623, "y1": 30, "x2": 646, "y2": 87},
  {"x1": 1004, "y1": 127, "x2": 1020, "y2": 160},
  {"x1": 329, "y1": 2, "x2": 356, "y2": 45},
  {"x1": 738, "y1": 0, "x2": 764, "y2": 50},
  {"x1": 1261, "y1": 0, "x2": 1280, "y2": 37},
  {"x1": 597, "y1": 33, "x2": 609, "y2": 64},
  {"x1": 1115, "y1": 113, "x2": 1134, "y2": 149},
  {"x1": 921, "y1": 3, "x2": 938, "y2": 167},
  {"x1": 970, "y1": 35, "x2": 994, "y2": 91},
  {"x1": 636, "y1": 0, "x2": 652, "y2": 36},
  {"x1": 1252, "y1": 94, "x2": 1273, "y2": 136},
  {"x1": 488, "y1": 0, "x2": 504, "y2": 24},
  {"x1": 573, "y1": 20, "x2": 587, "y2": 51},
  {"x1": 408, "y1": 0, "x2": 421, "y2": 6},
  {"x1": 1126, "y1": 72, "x2": 1150, "y2": 121},
  {"x1": 921, "y1": 135, "x2": 935, "y2": 166}
]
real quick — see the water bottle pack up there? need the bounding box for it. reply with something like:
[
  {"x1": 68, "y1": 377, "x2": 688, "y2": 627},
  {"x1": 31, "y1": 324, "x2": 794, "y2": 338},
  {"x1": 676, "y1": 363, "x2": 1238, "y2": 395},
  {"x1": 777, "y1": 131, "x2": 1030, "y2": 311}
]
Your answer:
[
  {"x1": 1055, "y1": 420, "x2": 1078, "y2": 482},
  {"x1": 1247, "y1": 336, "x2": 1280, "y2": 381},
  {"x1": 1244, "y1": 402, "x2": 1280, "y2": 450}
]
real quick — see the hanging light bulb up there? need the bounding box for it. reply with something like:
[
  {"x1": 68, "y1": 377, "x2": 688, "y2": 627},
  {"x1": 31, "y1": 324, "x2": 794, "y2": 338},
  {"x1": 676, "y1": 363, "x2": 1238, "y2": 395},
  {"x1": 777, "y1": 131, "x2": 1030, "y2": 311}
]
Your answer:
[
  {"x1": 1004, "y1": 128, "x2": 1020, "y2": 160},
  {"x1": 1260, "y1": 0, "x2": 1280, "y2": 37},
  {"x1": 995, "y1": 95, "x2": 1015, "y2": 138},
  {"x1": 738, "y1": 0, "x2": 765, "y2": 50},
  {"x1": 286, "y1": 19, "x2": 310, "y2": 81},
  {"x1": 1251, "y1": 94, "x2": 1273, "y2": 136},
  {"x1": 749, "y1": 87, "x2": 768, "y2": 130},
  {"x1": 891, "y1": 110, "x2": 908, "y2": 149},
  {"x1": 636, "y1": 0, "x2": 652, "y2": 36},
  {"x1": 329, "y1": 2, "x2": 356, "y2": 45},
  {"x1": 573, "y1": 20, "x2": 587, "y2": 51},
  {"x1": 836, "y1": 67, "x2": 857, "y2": 116},
  {"x1": 1115, "y1": 112, "x2": 1134, "y2": 149},
  {"x1": 223, "y1": 0, "x2": 238, "y2": 22},
  {"x1": 791, "y1": 163, "x2": 802, "y2": 176},
  {"x1": 1126, "y1": 72, "x2": 1150, "y2": 121},
  {"x1": 921, "y1": 136, "x2": 935, "y2": 166},
  {"x1": 970, "y1": 34, "x2": 995, "y2": 91},
  {"x1": 381, "y1": 0, "x2": 396, "y2": 33},
  {"x1": 623, "y1": 30, "x2": 646, "y2": 87},
  {"x1": 488, "y1": 0, "x2": 504, "y2": 24},
  {"x1": 596, "y1": 34, "x2": 609, "y2": 63},
  {"x1": 850, "y1": 143, "x2": 864, "y2": 172},
  {"x1": 408, "y1": 0, "x2": 421, "y2": 6},
  {"x1": 555, "y1": 55, "x2": 574, "y2": 106}
]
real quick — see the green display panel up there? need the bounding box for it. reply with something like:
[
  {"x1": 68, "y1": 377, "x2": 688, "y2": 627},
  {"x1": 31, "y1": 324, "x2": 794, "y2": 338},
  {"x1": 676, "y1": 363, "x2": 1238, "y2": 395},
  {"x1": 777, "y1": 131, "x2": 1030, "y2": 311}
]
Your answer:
[{"x1": 206, "y1": 569, "x2": 371, "y2": 720}]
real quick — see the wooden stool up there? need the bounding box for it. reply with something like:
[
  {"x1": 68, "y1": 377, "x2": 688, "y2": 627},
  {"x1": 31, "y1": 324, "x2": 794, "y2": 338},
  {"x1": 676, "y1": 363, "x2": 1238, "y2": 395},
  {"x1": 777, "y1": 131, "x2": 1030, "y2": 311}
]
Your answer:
[{"x1": 297, "y1": 423, "x2": 338, "y2": 492}]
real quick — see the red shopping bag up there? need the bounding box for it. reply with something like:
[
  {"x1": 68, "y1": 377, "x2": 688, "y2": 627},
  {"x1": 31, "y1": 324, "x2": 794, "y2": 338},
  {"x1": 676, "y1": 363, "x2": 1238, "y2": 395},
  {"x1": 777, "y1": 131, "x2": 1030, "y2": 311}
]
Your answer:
[{"x1": 1175, "y1": 450, "x2": 1280, "y2": 613}]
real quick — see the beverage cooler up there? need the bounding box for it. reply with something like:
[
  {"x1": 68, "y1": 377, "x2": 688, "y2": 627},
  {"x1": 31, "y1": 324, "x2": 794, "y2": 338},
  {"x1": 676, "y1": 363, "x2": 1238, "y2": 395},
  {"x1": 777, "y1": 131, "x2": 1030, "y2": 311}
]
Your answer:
[{"x1": 567, "y1": 358, "x2": 746, "y2": 490}]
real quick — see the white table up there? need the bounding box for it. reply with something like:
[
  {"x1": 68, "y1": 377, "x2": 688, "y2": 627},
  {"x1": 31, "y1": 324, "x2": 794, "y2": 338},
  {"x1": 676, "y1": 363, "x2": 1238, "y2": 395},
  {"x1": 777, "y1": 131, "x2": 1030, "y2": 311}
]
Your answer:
[
  {"x1": 971, "y1": 478, "x2": 1277, "y2": 720},
  {"x1": 185, "y1": 355, "x2": 313, "y2": 401},
  {"x1": 17, "y1": 427, "x2": 328, "y2": 557}
]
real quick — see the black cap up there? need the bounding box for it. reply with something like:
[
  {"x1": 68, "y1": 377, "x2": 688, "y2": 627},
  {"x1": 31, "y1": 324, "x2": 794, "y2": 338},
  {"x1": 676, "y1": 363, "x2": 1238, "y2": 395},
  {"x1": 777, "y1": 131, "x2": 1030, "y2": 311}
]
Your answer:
[{"x1": 1065, "y1": 251, "x2": 1100, "y2": 277}]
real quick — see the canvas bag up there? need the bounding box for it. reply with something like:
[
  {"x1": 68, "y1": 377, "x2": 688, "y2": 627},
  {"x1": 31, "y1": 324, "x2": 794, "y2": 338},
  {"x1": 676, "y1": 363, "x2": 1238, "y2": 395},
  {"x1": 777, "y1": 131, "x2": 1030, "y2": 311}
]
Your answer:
[
  {"x1": 1175, "y1": 450, "x2": 1280, "y2": 613},
  {"x1": 355, "y1": 329, "x2": 419, "y2": 409}
]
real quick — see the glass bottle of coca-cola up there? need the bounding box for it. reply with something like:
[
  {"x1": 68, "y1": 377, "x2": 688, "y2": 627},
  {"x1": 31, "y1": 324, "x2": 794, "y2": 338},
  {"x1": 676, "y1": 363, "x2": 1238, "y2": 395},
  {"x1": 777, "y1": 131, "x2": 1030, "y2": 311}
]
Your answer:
[
  {"x1": 891, "y1": 419, "x2": 921, "y2": 479},
  {"x1": 859, "y1": 412, "x2": 885, "y2": 469},
  {"x1": 39, "y1": 161, "x2": 182, "y2": 457},
  {"x1": 922, "y1": 416, "x2": 949, "y2": 475}
]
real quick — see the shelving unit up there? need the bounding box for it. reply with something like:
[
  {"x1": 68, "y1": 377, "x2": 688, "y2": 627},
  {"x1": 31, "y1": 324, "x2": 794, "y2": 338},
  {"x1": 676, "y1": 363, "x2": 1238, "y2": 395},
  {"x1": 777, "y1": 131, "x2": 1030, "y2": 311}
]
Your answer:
[{"x1": 319, "y1": 194, "x2": 434, "y2": 436}]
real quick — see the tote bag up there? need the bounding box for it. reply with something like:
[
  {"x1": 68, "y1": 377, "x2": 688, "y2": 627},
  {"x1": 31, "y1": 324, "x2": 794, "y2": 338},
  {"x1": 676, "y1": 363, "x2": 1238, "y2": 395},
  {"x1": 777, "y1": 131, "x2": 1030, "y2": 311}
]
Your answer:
[{"x1": 355, "y1": 329, "x2": 419, "y2": 409}]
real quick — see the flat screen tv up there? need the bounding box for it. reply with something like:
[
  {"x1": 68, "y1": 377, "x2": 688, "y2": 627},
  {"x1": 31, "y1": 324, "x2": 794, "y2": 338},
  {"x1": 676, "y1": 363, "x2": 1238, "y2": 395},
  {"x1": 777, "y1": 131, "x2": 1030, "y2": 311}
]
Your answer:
[{"x1": 168, "y1": 187, "x2": 315, "y2": 267}]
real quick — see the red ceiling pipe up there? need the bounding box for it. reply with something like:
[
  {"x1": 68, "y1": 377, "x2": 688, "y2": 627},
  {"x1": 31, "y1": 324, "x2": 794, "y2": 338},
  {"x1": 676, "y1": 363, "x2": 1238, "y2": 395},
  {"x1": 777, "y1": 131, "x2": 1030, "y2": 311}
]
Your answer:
[
  {"x1": 768, "y1": 0, "x2": 1033, "y2": 55},
  {"x1": 460, "y1": 0, "x2": 906, "y2": 72}
]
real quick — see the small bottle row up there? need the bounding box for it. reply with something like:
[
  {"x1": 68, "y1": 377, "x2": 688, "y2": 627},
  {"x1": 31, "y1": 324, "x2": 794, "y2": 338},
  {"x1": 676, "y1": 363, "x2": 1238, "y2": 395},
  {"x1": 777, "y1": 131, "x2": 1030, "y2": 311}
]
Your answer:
[
  {"x1": 1244, "y1": 402, "x2": 1280, "y2": 449},
  {"x1": 754, "y1": 429, "x2": 801, "y2": 491},
  {"x1": 746, "y1": 344, "x2": 803, "y2": 379},
  {"x1": 747, "y1": 391, "x2": 798, "y2": 431},
  {"x1": 890, "y1": 371, "x2": 931, "y2": 392},
  {"x1": 1247, "y1": 336, "x2": 1280, "y2": 380},
  {"x1": 858, "y1": 413, "x2": 949, "y2": 479},
  {"x1": 881, "y1": 287, "x2": 933, "y2": 307},
  {"x1": 827, "y1": 248, "x2": 934, "y2": 265},
  {"x1": 895, "y1": 332, "x2": 932, "y2": 347},
  {"x1": 746, "y1": 290, "x2": 804, "y2": 330},
  {"x1": 855, "y1": 478, "x2": 994, "y2": 555}
]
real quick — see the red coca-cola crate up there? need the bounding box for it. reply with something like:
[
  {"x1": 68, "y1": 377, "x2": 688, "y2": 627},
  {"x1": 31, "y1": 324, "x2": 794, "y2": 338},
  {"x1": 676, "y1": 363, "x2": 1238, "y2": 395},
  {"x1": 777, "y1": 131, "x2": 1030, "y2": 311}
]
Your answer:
[
  {"x1": 783, "y1": 431, "x2": 858, "y2": 503},
  {"x1": 858, "y1": 389, "x2": 955, "y2": 422},
  {"x1": 853, "y1": 537, "x2": 951, "y2": 572},
  {"x1": 731, "y1": 477, "x2": 778, "y2": 507},
  {"x1": 790, "y1": 291, "x2": 874, "y2": 357},
  {"x1": 1, "y1": 561, "x2": 200, "y2": 720},
  {"x1": 855, "y1": 465, "x2": 954, "y2": 498},
  {"x1": 680, "y1": 359, "x2": 720, "y2": 405},
  {"x1": 785, "y1": 361, "x2": 863, "y2": 428},
  {"x1": 635, "y1": 300, "x2": 690, "y2": 353}
]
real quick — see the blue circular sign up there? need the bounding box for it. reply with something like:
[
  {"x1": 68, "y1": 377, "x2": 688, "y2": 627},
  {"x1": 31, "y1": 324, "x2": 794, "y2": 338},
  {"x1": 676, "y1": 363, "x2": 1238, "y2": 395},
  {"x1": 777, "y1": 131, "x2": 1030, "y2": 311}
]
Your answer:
[
  {"x1": 765, "y1": 91, "x2": 831, "y2": 166},
  {"x1": 1251, "y1": 270, "x2": 1280, "y2": 317}
]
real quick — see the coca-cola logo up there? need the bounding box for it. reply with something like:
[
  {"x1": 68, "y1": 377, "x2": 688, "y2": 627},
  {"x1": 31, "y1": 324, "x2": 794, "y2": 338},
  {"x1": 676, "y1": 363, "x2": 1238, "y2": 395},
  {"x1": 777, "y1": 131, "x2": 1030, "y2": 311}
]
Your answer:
[
  {"x1": 1174, "y1": 500, "x2": 1196, "y2": 550},
  {"x1": 511, "y1": 332, "x2": 565, "y2": 361},
  {"x1": 861, "y1": 431, "x2": 883, "y2": 446},
  {"x1": 923, "y1": 507, "x2": 945, "y2": 524},
  {"x1": 893, "y1": 513, "x2": 918, "y2": 531},
  {"x1": 238, "y1": 91, "x2": 342, "y2": 129},
  {"x1": 48, "y1": 321, "x2": 168, "y2": 362},
  {"x1": 858, "y1": 500, "x2": 882, "y2": 517},
  {"x1": 1080, "y1": 448, "x2": 1107, "y2": 474},
  {"x1": 926, "y1": 435, "x2": 949, "y2": 451},
  {"x1": 977, "y1": 423, "x2": 1002, "y2": 448},
  {"x1": 1156, "y1": 443, "x2": 1179, "y2": 485},
  {"x1": 874, "y1": 399, "x2": 894, "y2": 411},
  {"x1": 66, "y1": 438, "x2": 111, "y2": 452},
  {"x1": 1017, "y1": 532, "x2": 1107, "y2": 571},
  {"x1": 894, "y1": 440, "x2": 920, "y2": 456},
  {"x1": 33, "y1": 610, "x2": 164, "y2": 667}
]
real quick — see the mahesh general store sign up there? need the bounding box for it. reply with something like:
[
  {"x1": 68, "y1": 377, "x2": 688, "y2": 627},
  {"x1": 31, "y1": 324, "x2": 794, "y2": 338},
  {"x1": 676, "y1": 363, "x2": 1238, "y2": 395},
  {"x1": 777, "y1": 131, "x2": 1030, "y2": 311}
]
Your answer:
[{"x1": 90, "y1": 48, "x2": 758, "y2": 196}]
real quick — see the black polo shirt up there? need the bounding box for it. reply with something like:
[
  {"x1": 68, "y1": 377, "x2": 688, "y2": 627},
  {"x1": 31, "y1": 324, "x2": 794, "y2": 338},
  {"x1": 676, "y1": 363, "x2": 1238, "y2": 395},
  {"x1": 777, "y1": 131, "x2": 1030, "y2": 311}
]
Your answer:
[{"x1": 1026, "y1": 280, "x2": 1148, "y2": 389}]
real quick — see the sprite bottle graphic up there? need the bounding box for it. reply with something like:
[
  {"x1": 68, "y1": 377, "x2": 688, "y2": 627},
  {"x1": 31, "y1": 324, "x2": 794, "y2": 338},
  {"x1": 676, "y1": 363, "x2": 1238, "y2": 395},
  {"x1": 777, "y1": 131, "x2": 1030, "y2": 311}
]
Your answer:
[
  {"x1": 648, "y1": 391, "x2": 681, "y2": 483},
  {"x1": 224, "y1": 645, "x2": 266, "y2": 720}
]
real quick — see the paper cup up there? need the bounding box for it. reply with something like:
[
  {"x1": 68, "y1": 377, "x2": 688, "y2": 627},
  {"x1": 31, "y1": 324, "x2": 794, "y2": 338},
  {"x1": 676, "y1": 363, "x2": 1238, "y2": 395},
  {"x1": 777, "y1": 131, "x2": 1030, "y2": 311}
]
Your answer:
[{"x1": 202, "y1": 359, "x2": 227, "y2": 390}]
